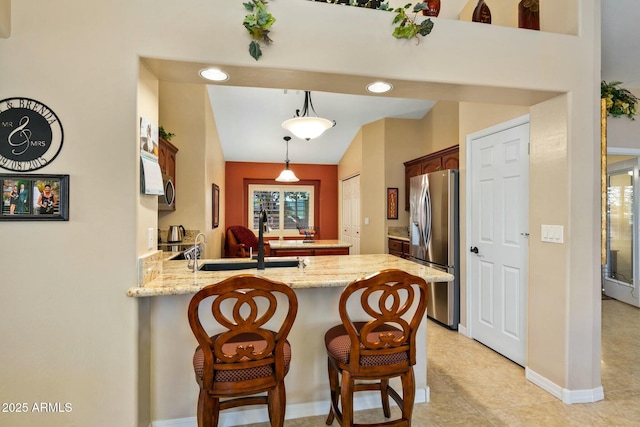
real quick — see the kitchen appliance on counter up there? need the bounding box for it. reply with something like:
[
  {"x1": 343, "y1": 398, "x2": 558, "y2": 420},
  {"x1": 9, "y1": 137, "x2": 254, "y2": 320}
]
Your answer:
[
  {"x1": 410, "y1": 169, "x2": 459, "y2": 329},
  {"x1": 167, "y1": 225, "x2": 186, "y2": 243}
]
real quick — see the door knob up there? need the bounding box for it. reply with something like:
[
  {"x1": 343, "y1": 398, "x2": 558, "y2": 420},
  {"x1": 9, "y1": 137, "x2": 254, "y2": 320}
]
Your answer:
[{"x1": 470, "y1": 246, "x2": 479, "y2": 254}]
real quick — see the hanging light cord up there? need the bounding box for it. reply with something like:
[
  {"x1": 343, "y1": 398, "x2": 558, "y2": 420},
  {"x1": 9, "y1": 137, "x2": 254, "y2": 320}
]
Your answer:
[{"x1": 284, "y1": 136, "x2": 291, "y2": 166}]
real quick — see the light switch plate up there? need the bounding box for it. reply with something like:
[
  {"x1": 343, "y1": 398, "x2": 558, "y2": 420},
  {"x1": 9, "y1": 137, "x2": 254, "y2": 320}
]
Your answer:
[
  {"x1": 541, "y1": 224, "x2": 563, "y2": 243},
  {"x1": 148, "y1": 228, "x2": 154, "y2": 249}
]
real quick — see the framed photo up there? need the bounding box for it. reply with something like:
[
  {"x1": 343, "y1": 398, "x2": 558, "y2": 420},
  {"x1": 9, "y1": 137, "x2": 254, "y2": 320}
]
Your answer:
[
  {"x1": 139, "y1": 117, "x2": 158, "y2": 158},
  {"x1": 387, "y1": 187, "x2": 398, "y2": 220},
  {"x1": 0, "y1": 174, "x2": 69, "y2": 221},
  {"x1": 212, "y1": 183, "x2": 220, "y2": 228}
]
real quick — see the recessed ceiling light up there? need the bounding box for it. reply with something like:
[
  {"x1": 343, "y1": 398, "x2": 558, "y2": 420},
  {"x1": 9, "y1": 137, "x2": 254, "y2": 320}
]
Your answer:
[
  {"x1": 366, "y1": 81, "x2": 393, "y2": 93},
  {"x1": 199, "y1": 68, "x2": 229, "y2": 82}
]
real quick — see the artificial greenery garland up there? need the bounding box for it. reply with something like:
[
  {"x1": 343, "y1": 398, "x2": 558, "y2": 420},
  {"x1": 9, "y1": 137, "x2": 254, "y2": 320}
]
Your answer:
[
  {"x1": 601, "y1": 80, "x2": 639, "y2": 120},
  {"x1": 242, "y1": 1, "x2": 435, "y2": 61},
  {"x1": 243, "y1": 0, "x2": 276, "y2": 61},
  {"x1": 392, "y1": 2, "x2": 434, "y2": 42}
]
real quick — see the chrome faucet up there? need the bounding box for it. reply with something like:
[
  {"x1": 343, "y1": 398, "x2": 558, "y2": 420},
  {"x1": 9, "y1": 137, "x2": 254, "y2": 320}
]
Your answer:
[
  {"x1": 257, "y1": 208, "x2": 267, "y2": 270},
  {"x1": 189, "y1": 232, "x2": 207, "y2": 272}
]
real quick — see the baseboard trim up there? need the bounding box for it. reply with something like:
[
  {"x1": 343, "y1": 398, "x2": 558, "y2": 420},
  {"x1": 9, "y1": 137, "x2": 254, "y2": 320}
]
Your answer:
[
  {"x1": 151, "y1": 387, "x2": 429, "y2": 427},
  {"x1": 562, "y1": 386, "x2": 605, "y2": 404},
  {"x1": 525, "y1": 367, "x2": 605, "y2": 404},
  {"x1": 457, "y1": 323, "x2": 469, "y2": 337}
]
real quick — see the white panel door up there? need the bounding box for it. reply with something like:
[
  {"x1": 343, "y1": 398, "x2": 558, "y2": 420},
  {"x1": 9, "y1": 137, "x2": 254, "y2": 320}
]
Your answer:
[
  {"x1": 352, "y1": 175, "x2": 361, "y2": 255},
  {"x1": 469, "y1": 120, "x2": 529, "y2": 366},
  {"x1": 342, "y1": 178, "x2": 352, "y2": 248},
  {"x1": 341, "y1": 175, "x2": 360, "y2": 255}
]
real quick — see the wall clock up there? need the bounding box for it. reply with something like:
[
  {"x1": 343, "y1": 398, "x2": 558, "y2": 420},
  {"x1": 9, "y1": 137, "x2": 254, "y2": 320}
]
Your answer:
[{"x1": 0, "y1": 97, "x2": 64, "y2": 172}]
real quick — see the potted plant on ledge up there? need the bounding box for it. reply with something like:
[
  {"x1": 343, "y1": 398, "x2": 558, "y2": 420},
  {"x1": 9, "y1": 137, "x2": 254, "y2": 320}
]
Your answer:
[{"x1": 601, "y1": 80, "x2": 639, "y2": 120}]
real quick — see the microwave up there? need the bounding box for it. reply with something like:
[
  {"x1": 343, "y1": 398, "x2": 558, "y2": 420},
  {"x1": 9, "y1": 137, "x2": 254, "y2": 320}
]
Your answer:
[{"x1": 158, "y1": 174, "x2": 175, "y2": 211}]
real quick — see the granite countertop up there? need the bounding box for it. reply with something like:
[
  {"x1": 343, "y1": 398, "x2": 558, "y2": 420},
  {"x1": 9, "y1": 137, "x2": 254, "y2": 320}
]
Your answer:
[
  {"x1": 128, "y1": 254, "x2": 453, "y2": 298},
  {"x1": 158, "y1": 242, "x2": 195, "y2": 248},
  {"x1": 387, "y1": 234, "x2": 409, "y2": 242},
  {"x1": 267, "y1": 239, "x2": 352, "y2": 249},
  {"x1": 161, "y1": 251, "x2": 182, "y2": 261},
  {"x1": 387, "y1": 226, "x2": 409, "y2": 242}
]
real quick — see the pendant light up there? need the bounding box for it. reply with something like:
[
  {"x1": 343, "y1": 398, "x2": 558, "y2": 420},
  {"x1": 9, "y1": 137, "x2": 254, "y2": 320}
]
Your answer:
[
  {"x1": 282, "y1": 91, "x2": 336, "y2": 141},
  {"x1": 275, "y1": 136, "x2": 299, "y2": 182}
]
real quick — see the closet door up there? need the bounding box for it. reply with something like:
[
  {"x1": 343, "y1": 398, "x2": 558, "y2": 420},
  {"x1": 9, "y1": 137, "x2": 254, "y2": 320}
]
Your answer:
[{"x1": 341, "y1": 175, "x2": 360, "y2": 254}]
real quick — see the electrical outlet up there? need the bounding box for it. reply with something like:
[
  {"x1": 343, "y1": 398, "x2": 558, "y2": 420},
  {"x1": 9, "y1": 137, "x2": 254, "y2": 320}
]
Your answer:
[{"x1": 148, "y1": 228, "x2": 154, "y2": 249}]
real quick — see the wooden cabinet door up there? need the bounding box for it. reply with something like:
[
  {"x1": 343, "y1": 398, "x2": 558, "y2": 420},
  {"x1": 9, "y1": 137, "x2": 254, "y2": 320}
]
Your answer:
[
  {"x1": 442, "y1": 151, "x2": 459, "y2": 169},
  {"x1": 166, "y1": 150, "x2": 176, "y2": 184},
  {"x1": 158, "y1": 137, "x2": 178, "y2": 181},
  {"x1": 158, "y1": 144, "x2": 167, "y2": 175},
  {"x1": 271, "y1": 249, "x2": 313, "y2": 257},
  {"x1": 388, "y1": 238, "x2": 403, "y2": 258},
  {"x1": 402, "y1": 241, "x2": 411, "y2": 259},
  {"x1": 158, "y1": 137, "x2": 178, "y2": 207},
  {"x1": 315, "y1": 248, "x2": 349, "y2": 256},
  {"x1": 404, "y1": 162, "x2": 422, "y2": 211},
  {"x1": 421, "y1": 157, "x2": 442, "y2": 173}
]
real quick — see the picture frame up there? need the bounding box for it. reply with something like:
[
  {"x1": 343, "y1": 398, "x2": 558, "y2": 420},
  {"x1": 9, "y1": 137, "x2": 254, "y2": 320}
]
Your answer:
[
  {"x1": 0, "y1": 174, "x2": 69, "y2": 221},
  {"x1": 387, "y1": 187, "x2": 398, "y2": 220},
  {"x1": 212, "y1": 183, "x2": 220, "y2": 228}
]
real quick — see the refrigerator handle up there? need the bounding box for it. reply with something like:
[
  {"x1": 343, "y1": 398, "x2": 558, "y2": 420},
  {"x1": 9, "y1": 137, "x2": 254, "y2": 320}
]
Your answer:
[{"x1": 420, "y1": 178, "x2": 431, "y2": 248}]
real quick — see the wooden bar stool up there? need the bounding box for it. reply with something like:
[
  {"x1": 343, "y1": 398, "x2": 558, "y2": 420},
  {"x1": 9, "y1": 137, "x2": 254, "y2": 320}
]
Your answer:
[
  {"x1": 188, "y1": 275, "x2": 298, "y2": 427},
  {"x1": 324, "y1": 269, "x2": 428, "y2": 427}
]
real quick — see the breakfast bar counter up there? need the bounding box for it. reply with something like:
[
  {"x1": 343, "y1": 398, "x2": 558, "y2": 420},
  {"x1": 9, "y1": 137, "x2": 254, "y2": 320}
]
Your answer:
[
  {"x1": 128, "y1": 253, "x2": 451, "y2": 297},
  {"x1": 132, "y1": 254, "x2": 453, "y2": 425}
]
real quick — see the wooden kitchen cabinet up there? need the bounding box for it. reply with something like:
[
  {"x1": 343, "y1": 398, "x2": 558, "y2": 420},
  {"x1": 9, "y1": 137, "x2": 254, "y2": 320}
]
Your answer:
[
  {"x1": 158, "y1": 137, "x2": 178, "y2": 182},
  {"x1": 388, "y1": 238, "x2": 410, "y2": 259},
  {"x1": 269, "y1": 247, "x2": 350, "y2": 257},
  {"x1": 403, "y1": 145, "x2": 459, "y2": 210}
]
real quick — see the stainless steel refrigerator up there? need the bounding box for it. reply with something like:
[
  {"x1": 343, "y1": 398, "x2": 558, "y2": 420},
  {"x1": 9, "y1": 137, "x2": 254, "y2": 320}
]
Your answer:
[{"x1": 410, "y1": 170, "x2": 459, "y2": 329}]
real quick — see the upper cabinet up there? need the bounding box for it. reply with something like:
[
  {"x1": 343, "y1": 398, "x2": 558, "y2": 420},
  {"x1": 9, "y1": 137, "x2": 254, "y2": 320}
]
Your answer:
[
  {"x1": 403, "y1": 145, "x2": 459, "y2": 210},
  {"x1": 158, "y1": 137, "x2": 178, "y2": 182}
]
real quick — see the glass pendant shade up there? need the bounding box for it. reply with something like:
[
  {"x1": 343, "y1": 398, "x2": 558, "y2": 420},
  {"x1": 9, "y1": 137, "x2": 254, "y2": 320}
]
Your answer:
[
  {"x1": 282, "y1": 91, "x2": 335, "y2": 141},
  {"x1": 275, "y1": 136, "x2": 299, "y2": 182},
  {"x1": 275, "y1": 165, "x2": 299, "y2": 182},
  {"x1": 282, "y1": 116, "x2": 334, "y2": 141}
]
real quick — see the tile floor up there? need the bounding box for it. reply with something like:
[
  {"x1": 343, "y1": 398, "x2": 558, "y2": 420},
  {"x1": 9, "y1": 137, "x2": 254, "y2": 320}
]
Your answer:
[{"x1": 241, "y1": 298, "x2": 640, "y2": 426}]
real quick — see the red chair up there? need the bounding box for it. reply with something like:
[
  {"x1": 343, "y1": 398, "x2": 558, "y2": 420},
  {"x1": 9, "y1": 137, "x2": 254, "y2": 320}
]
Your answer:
[
  {"x1": 188, "y1": 275, "x2": 298, "y2": 426},
  {"x1": 225, "y1": 225, "x2": 259, "y2": 258},
  {"x1": 324, "y1": 269, "x2": 428, "y2": 427}
]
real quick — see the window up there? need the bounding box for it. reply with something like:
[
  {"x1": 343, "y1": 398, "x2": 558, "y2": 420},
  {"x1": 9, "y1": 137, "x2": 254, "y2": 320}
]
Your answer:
[{"x1": 248, "y1": 184, "x2": 315, "y2": 236}]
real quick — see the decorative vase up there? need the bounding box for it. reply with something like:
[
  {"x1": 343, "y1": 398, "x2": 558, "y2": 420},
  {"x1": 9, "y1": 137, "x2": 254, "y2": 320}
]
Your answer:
[
  {"x1": 472, "y1": 0, "x2": 491, "y2": 24},
  {"x1": 422, "y1": 0, "x2": 440, "y2": 17},
  {"x1": 518, "y1": 0, "x2": 540, "y2": 31}
]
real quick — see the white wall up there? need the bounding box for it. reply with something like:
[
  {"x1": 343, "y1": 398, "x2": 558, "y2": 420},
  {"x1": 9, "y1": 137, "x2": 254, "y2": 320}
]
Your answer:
[{"x1": 0, "y1": 0, "x2": 601, "y2": 425}]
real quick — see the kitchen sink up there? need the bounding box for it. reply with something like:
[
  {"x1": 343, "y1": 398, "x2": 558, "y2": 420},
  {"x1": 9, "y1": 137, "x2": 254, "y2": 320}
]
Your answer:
[{"x1": 198, "y1": 259, "x2": 299, "y2": 271}]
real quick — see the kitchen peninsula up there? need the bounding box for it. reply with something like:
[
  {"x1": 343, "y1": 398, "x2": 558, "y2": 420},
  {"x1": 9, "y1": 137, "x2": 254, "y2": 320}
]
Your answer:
[
  {"x1": 130, "y1": 254, "x2": 453, "y2": 425},
  {"x1": 129, "y1": 253, "x2": 449, "y2": 297}
]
